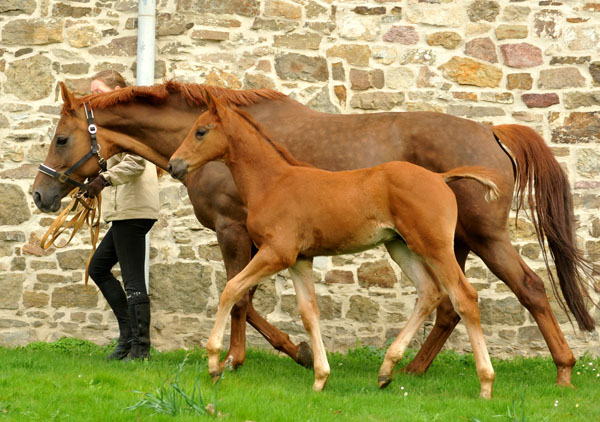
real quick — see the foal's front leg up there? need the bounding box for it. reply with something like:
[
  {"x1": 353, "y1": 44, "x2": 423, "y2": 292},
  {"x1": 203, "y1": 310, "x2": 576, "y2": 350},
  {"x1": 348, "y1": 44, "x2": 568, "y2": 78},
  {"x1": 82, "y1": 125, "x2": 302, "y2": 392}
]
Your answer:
[
  {"x1": 215, "y1": 222, "x2": 253, "y2": 370},
  {"x1": 216, "y1": 222, "x2": 312, "y2": 369},
  {"x1": 288, "y1": 258, "x2": 330, "y2": 391},
  {"x1": 206, "y1": 247, "x2": 287, "y2": 380}
]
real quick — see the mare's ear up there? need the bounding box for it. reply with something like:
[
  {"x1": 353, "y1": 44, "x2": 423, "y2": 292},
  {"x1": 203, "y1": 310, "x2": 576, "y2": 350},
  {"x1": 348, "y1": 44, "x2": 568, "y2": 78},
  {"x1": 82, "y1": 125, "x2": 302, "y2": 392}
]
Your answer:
[{"x1": 60, "y1": 82, "x2": 76, "y2": 112}]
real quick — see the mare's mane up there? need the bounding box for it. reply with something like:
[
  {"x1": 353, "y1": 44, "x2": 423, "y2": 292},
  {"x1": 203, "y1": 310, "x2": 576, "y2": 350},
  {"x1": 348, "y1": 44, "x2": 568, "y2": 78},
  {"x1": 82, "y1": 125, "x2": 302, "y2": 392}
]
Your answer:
[
  {"x1": 71, "y1": 80, "x2": 289, "y2": 111},
  {"x1": 230, "y1": 107, "x2": 314, "y2": 169}
]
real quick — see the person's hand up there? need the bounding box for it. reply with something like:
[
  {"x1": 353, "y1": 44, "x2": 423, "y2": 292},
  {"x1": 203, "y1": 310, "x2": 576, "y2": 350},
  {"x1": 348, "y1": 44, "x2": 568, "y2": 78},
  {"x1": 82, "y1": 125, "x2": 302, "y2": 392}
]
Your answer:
[{"x1": 86, "y1": 174, "x2": 109, "y2": 197}]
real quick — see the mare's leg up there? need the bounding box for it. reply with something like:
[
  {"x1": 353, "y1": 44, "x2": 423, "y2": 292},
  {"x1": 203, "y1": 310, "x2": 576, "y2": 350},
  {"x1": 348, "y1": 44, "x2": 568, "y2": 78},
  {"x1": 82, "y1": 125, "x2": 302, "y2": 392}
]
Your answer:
[
  {"x1": 430, "y1": 250, "x2": 495, "y2": 399},
  {"x1": 288, "y1": 258, "x2": 330, "y2": 391},
  {"x1": 470, "y1": 233, "x2": 576, "y2": 387},
  {"x1": 215, "y1": 221, "x2": 307, "y2": 369},
  {"x1": 402, "y1": 243, "x2": 469, "y2": 374},
  {"x1": 378, "y1": 240, "x2": 444, "y2": 388},
  {"x1": 206, "y1": 246, "x2": 288, "y2": 380},
  {"x1": 247, "y1": 287, "x2": 313, "y2": 367}
]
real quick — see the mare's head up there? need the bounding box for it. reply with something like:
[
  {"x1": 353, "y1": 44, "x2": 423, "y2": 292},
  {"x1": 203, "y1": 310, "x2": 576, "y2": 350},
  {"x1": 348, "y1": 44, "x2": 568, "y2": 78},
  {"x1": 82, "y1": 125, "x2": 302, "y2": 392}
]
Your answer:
[
  {"x1": 168, "y1": 92, "x2": 236, "y2": 181},
  {"x1": 32, "y1": 82, "x2": 109, "y2": 212}
]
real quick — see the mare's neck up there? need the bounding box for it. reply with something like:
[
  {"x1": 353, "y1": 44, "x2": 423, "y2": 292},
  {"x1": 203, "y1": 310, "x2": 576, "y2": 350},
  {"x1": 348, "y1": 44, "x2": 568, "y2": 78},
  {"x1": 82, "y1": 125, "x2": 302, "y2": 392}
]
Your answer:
[
  {"x1": 225, "y1": 123, "x2": 294, "y2": 206},
  {"x1": 93, "y1": 98, "x2": 199, "y2": 168}
]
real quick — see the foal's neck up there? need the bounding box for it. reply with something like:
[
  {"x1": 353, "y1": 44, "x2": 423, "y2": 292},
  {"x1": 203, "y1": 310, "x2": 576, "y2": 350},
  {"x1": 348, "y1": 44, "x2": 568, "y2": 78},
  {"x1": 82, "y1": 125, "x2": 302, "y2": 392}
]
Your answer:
[{"x1": 224, "y1": 118, "x2": 295, "y2": 206}]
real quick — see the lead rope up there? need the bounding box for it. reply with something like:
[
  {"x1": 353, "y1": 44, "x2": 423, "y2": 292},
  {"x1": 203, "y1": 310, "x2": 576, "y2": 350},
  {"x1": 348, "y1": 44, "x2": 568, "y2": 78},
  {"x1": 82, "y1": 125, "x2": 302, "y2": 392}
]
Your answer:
[{"x1": 40, "y1": 188, "x2": 102, "y2": 291}]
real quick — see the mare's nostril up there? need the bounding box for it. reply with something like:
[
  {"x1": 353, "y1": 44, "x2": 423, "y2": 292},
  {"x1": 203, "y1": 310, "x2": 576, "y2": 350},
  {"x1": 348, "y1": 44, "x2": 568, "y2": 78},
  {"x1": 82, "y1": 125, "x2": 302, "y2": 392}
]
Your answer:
[{"x1": 33, "y1": 191, "x2": 42, "y2": 207}]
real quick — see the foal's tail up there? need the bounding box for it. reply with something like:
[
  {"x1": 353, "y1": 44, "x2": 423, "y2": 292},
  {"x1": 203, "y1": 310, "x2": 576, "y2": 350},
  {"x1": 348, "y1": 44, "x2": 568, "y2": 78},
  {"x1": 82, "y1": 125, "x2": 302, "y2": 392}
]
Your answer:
[
  {"x1": 441, "y1": 166, "x2": 500, "y2": 202},
  {"x1": 492, "y1": 124, "x2": 595, "y2": 332}
]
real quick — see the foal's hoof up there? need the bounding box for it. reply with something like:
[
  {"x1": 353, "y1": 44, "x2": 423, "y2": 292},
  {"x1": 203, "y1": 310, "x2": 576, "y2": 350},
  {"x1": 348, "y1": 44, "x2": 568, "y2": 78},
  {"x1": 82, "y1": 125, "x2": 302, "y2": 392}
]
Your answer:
[
  {"x1": 209, "y1": 370, "x2": 223, "y2": 384},
  {"x1": 296, "y1": 342, "x2": 314, "y2": 369},
  {"x1": 378, "y1": 375, "x2": 392, "y2": 389}
]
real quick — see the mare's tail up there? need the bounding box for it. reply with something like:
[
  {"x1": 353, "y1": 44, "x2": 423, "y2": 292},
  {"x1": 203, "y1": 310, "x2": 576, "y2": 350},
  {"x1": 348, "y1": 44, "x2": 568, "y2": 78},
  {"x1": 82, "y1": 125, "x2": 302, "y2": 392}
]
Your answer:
[
  {"x1": 492, "y1": 124, "x2": 595, "y2": 331},
  {"x1": 441, "y1": 166, "x2": 500, "y2": 202}
]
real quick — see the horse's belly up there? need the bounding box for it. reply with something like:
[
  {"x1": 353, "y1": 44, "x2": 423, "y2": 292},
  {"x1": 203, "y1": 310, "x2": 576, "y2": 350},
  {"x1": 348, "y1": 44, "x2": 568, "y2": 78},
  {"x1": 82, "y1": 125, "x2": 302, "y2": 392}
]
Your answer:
[{"x1": 302, "y1": 226, "x2": 399, "y2": 257}]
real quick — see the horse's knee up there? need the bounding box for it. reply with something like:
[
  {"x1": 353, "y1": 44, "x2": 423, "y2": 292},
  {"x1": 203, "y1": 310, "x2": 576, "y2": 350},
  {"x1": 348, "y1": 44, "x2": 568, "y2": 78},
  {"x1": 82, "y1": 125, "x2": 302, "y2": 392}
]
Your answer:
[
  {"x1": 451, "y1": 283, "x2": 480, "y2": 320},
  {"x1": 231, "y1": 292, "x2": 250, "y2": 315},
  {"x1": 435, "y1": 297, "x2": 461, "y2": 328}
]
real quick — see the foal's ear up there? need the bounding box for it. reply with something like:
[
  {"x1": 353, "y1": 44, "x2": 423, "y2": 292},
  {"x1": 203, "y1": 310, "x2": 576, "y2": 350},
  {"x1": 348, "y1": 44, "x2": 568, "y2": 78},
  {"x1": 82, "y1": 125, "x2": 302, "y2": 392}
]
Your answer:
[
  {"x1": 60, "y1": 82, "x2": 76, "y2": 112},
  {"x1": 204, "y1": 90, "x2": 220, "y2": 116}
]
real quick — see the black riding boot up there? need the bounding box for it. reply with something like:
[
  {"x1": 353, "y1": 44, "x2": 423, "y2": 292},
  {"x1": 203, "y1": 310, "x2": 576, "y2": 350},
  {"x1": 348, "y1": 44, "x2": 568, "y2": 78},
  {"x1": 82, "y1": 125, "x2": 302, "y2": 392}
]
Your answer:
[
  {"x1": 96, "y1": 277, "x2": 132, "y2": 360},
  {"x1": 127, "y1": 293, "x2": 151, "y2": 360}
]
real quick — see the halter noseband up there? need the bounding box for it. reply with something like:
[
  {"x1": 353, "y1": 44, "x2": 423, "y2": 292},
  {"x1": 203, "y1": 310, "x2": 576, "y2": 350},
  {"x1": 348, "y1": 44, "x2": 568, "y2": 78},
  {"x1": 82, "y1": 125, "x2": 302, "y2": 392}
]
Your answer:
[{"x1": 38, "y1": 103, "x2": 107, "y2": 191}]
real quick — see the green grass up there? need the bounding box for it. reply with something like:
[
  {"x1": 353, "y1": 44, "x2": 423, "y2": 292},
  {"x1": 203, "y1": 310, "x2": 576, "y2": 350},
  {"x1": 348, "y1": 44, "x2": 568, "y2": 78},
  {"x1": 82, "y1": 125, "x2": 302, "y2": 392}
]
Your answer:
[{"x1": 0, "y1": 338, "x2": 598, "y2": 421}]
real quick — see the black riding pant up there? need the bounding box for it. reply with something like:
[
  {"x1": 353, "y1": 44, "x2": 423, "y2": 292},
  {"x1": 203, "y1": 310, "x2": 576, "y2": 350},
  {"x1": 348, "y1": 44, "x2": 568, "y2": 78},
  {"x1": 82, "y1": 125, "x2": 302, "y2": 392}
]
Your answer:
[{"x1": 89, "y1": 219, "x2": 155, "y2": 304}]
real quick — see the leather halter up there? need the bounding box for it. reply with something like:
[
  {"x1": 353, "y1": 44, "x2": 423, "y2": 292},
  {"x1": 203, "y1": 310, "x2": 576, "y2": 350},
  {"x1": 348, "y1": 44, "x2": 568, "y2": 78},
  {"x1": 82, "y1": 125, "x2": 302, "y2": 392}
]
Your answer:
[{"x1": 38, "y1": 103, "x2": 107, "y2": 191}]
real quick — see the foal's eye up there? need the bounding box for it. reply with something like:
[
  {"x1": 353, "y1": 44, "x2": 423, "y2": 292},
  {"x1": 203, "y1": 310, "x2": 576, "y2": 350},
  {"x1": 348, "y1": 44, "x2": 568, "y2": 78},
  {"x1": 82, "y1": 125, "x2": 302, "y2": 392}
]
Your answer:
[
  {"x1": 195, "y1": 127, "x2": 209, "y2": 139},
  {"x1": 56, "y1": 136, "x2": 69, "y2": 146}
]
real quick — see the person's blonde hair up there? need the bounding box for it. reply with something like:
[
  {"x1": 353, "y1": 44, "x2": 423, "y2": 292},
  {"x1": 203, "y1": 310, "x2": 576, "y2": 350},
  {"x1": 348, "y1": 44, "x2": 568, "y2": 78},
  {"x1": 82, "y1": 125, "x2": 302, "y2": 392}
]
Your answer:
[{"x1": 91, "y1": 70, "x2": 128, "y2": 89}]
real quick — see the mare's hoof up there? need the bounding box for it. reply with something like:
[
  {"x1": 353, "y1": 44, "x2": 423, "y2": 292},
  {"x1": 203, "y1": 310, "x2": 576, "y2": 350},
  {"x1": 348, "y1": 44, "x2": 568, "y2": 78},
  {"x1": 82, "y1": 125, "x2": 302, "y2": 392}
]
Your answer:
[
  {"x1": 296, "y1": 342, "x2": 314, "y2": 369},
  {"x1": 400, "y1": 363, "x2": 426, "y2": 375},
  {"x1": 556, "y1": 381, "x2": 576, "y2": 390},
  {"x1": 556, "y1": 366, "x2": 574, "y2": 388},
  {"x1": 209, "y1": 370, "x2": 223, "y2": 384},
  {"x1": 220, "y1": 354, "x2": 238, "y2": 372},
  {"x1": 378, "y1": 375, "x2": 392, "y2": 389}
]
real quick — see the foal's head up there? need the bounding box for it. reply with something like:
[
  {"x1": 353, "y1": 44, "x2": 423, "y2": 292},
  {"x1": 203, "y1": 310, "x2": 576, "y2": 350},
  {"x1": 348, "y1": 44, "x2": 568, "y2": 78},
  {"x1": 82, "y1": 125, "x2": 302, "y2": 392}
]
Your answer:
[{"x1": 168, "y1": 93, "x2": 238, "y2": 181}]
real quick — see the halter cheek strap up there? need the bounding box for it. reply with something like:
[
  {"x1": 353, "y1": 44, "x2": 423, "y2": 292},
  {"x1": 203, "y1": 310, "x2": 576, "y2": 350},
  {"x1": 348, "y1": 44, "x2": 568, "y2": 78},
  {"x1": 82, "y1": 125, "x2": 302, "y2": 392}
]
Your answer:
[{"x1": 37, "y1": 103, "x2": 107, "y2": 191}]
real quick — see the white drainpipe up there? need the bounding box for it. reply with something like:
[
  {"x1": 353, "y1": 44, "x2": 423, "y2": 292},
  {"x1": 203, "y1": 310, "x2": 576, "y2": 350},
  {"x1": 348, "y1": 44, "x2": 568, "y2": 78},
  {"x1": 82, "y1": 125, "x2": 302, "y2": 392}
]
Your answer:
[
  {"x1": 136, "y1": 0, "x2": 156, "y2": 87},
  {"x1": 137, "y1": 0, "x2": 156, "y2": 293}
]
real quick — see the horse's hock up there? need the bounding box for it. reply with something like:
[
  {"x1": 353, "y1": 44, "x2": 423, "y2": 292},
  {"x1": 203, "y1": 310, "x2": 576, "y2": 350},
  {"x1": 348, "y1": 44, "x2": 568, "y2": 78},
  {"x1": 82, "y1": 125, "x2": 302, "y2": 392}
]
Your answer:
[{"x1": 0, "y1": 1, "x2": 599, "y2": 358}]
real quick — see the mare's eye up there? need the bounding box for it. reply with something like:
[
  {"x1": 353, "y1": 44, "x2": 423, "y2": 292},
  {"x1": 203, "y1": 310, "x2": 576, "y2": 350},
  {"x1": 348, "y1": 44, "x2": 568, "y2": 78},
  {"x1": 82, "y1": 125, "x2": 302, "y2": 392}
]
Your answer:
[
  {"x1": 195, "y1": 127, "x2": 209, "y2": 139},
  {"x1": 56, "y1": 136, "x2": 68, "y2": 146}
]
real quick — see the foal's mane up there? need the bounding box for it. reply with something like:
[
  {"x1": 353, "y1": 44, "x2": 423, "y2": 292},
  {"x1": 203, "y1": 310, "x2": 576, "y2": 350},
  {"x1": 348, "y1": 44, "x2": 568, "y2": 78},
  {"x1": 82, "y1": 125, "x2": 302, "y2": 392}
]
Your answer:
[
  {"x1": 72, "y1": 80, "x2": 289, "y2": 111},
  {"x1": 230, "y1": 108, "x2": 314, "y2": 169}
]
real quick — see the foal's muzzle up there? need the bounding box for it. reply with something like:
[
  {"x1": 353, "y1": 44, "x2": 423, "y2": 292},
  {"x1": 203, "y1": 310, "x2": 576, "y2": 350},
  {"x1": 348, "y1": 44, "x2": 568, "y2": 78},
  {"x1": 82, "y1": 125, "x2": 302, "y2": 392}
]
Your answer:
[{"x1": 167, "y1": 158, "x2": 188, "y2": 181}]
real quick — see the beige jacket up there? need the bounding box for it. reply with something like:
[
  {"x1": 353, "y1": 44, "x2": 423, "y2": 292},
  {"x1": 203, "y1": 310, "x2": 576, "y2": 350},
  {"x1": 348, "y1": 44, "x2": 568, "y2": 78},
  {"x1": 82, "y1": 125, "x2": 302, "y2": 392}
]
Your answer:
[{"x1": 101, "y1": 153, "x2": 160, "y2": 222}]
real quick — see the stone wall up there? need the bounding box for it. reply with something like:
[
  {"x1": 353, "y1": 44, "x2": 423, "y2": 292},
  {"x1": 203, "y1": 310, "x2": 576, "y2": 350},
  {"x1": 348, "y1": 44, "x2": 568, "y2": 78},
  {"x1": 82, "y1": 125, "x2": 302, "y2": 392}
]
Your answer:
[{"x1": 0, "y1": 0, "x2": 599, "y2": 358}]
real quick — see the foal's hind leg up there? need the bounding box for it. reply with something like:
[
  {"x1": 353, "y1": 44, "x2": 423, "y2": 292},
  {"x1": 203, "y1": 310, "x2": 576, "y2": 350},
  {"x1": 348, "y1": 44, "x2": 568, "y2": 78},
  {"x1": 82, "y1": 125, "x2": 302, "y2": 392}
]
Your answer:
[
  {"x1": 378, "y1": 240, "x2": 444, "y2": 388},
  {"x1": 470, "y1": 233, "x2": 576, "y2": 387},
  {"x1": 402, "y1": 242, "x2": 469, "y2": 375},
  {"x1": 429, "y1": 250, "x2": 495, "y2": 399}
]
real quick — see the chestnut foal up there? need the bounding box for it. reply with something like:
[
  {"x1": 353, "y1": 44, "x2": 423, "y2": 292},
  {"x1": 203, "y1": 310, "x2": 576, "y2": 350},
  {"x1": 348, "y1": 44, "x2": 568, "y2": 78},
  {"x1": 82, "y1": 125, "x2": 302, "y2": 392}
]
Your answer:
[{"x1": 168, "y1": 95, "x2": 500, "y2": 398}]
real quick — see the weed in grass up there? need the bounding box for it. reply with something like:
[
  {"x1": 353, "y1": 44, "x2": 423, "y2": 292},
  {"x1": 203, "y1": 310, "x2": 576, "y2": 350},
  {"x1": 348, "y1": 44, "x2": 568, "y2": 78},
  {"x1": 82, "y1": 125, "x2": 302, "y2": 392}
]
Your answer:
[
  {"x1": 125, "y1": 353, "x2": 220, "y2": 417},
  {"x1": 505, "y1": 386, "x2": 527, "y2": 422},
  {"x1": 25, "y1": 337, "x2": 102, "y2": 355},
  {"x1": 467, "y1": 385, "x2": 559, "y2": 422}
]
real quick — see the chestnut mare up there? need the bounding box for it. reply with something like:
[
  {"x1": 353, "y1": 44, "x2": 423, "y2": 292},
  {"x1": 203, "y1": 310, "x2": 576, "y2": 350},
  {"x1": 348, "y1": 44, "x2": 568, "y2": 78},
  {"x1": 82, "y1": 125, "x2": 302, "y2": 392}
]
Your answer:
[
  {"x1": 32, "y1": 82, "x2": 593, "y2": 387},
  {"x1": 168, "y1": 94, "x2": 500, "y2": 397}
]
